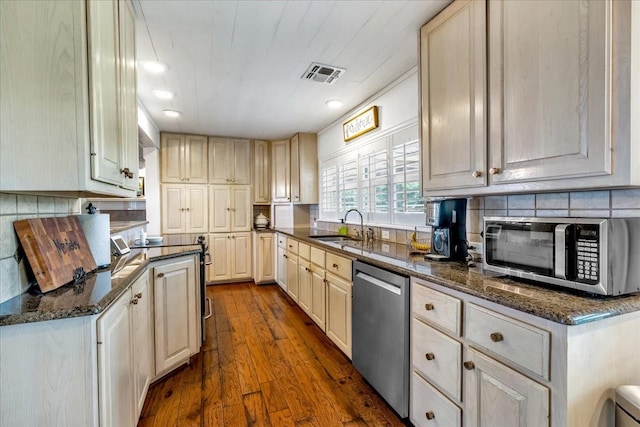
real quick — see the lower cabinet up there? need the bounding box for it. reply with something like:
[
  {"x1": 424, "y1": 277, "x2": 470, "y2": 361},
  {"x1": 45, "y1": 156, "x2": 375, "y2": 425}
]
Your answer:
[
  {"x1": 310, "y1": 266, "x2": 327, "y2": 331},
  {"x1": 276, "y1": 244, "x2": 287, "y2": 291},
  {"x1": 298, "y1": 257, "x2": 312, "y2": 315},
  {"x1": 207, "y1": 232, "x2": 252, "y2": 282},
  {"x1": 131, "y1": 271, "x2": 153, "y2": 419},
  {"x1": 253, "y1": 232, "x2": 275, "y2": 284},
  {"x1": 326, "y1": 271, "x2": 352, "y2": 358},
  {"x1": 286, "y1": 252, "x2": 299, "y2": 301},
  {"x1": 153, "y1": 257, "x2": 200, "y2": 377}
]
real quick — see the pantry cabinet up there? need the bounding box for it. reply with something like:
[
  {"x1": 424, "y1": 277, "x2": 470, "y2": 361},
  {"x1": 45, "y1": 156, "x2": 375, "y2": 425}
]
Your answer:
[
  {"x1": 209, "y1": 137, "x2": 251, "y2": 185},
  {"x1": 208, "y1": 185, "x2": 251, "y2": 232},
  {"x1": 271, "y1": 139, "x2": 291, "y2": 203},
  {"x1": 253, "y1": 140, "x2": 271, "y2": 204},
  {"x1": 160, "y1": 133, "x2": 208, "y2": 184},
  {"x1": 0, "y1": 0, "x2": 138, "y2": 196},
  {"x1": 161, "y1": 184, "x2": 208, "y2": 234},
  {"x1": 153, "y1": 257, "x2": 200, "y2": 377},
  {"x1": 207, "y1": 232, "x2": 252, "y2": 282},
  {"x1": 253, "y1": 232, "x2": 275, "y2": 284},
  {"x1": 421, "y1": 0, "x2": 640, "y2": 196}
]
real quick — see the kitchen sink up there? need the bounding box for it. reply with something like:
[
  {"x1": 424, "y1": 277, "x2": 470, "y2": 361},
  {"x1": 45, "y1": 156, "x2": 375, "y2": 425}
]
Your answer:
[{"x1": 308, "y1": 235, "x2": 360, "y2": 242}]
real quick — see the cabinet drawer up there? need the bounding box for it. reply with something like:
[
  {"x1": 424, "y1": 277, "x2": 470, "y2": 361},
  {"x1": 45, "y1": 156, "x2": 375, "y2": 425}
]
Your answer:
[
  {"x1": 310, "y1": 246, "x2": 325, "y2": 268},
  {"x1": 298, "y1": 242, "x2": 310, "y2": 260},
  {"x1": 465, "y1": 303, "x2": 550, "y2": 379},
  {"x1": 411, "y1": 279, "x2": 461, "y2": 336},
  {"x1": 412, "y1": 318, "x2": 461, "y2": 401},
  {"x1": 411, "y1": 372, "x2": 461, "y2": 427},
  {"x1": 277, "y1": 234, "x2": 287, "y2": 249},
  {"x1": 325, "y1": 253, "x2": 352, "y2": 281},
  {"x1": 286, "y1": 239, "x2": 298, "y2": 255}
]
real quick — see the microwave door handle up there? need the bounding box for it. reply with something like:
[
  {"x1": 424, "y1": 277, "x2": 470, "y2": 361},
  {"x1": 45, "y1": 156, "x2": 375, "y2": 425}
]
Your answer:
[{"x1": 555, "y1": 224, "x2": 570, "y2": 279}]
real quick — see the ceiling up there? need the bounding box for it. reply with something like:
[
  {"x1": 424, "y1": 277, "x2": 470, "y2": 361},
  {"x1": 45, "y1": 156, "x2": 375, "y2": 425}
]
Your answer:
[{"x1": 133, "y1": 0, "x2": 450, "y2": 140}]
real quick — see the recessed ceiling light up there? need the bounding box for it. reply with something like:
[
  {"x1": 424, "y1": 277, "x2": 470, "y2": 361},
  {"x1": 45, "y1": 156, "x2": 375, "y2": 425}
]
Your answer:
[
  {"x1": 163, "y1": 109, "x2": 182, "y2": 118},
  {"x1": 326, "y1": 99, "x2": 343, "y2": 109},
  {"x1": 153, "y1": 89, "x2": 175, "y2": 100},
  {"x1": 141, "y1": 60, "x2": 168, "y2": 73}
]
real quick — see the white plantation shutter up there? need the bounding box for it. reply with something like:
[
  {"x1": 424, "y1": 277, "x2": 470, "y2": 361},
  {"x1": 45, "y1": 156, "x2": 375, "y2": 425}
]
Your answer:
[
  {"x1": 391, "y1": 127, "x2": 423, "y2": 225},
  {"x1": 338, "y1": 154, "x2": 358, "y2": 214},
  {"x1": 320, "y1": 158, "x2": 338, "y2": 220},
  {"x1": 360, "y1": 139, "x2": 389, "y2": 223}
]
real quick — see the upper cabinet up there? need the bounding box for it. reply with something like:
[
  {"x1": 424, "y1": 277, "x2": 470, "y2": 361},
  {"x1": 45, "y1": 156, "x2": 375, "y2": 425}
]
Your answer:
[
  {"x1": 421, "y1": 0, "x2": 486, "y2": 191},
  {"x1": 160, "y1": 133, "x2": 208, "y2": 183},
  {"x1": 253, "y1": 140, "x2": 271, "y2": 204},
  {"x1": 0, "y1": 0, "x2": 139, "y2": 196},
  {"x1": 271, "y1": 139, "x2": 291, "y2": 203},
  {"x1": 209, "y1": 137, "x2": 251, "y2": 185},
  {"x1": 421, "y1": 0, "x2": 640, "y2": 196},
  {"x1": 290, "y1": 133, "x2": 319, "y2": 204}
]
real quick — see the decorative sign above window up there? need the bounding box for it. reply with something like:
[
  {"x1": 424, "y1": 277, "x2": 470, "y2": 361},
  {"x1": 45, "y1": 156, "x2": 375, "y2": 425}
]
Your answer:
[{"x1": 343, "y1": 106, "x2": 379, "y2": 142}]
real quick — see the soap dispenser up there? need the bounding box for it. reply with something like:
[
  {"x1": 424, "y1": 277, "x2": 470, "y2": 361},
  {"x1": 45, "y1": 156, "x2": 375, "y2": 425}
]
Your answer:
[{"x1": 338, "y1": 219, "x2": 347, "y2": 235}]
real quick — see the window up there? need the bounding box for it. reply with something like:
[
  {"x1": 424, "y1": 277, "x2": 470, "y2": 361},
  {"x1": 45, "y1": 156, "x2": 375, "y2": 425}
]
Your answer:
[
  {"x1": 360, "y1": 144, "x2": 389, "y2": 223},
  {"x1": 392, "y1": 130, "x2": 423, "y2": 225},
  {"x1": 338, "y1": 156, "x2": 358, "y2": 213}
]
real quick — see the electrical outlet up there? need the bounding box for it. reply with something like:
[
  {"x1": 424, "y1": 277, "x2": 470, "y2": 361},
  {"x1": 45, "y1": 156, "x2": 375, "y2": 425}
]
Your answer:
[
  {"x1": 381, "y1": 230, "x2": 390, "y2": 239},
  {"x1": 381, "y1": 243, "x2": 390, "y2": 253}
]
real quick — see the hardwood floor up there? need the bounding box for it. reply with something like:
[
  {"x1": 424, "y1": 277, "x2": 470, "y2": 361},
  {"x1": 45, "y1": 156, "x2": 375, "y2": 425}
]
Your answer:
[{"x1": 138, "y1": 282, "x2": 406, "y2": 427}]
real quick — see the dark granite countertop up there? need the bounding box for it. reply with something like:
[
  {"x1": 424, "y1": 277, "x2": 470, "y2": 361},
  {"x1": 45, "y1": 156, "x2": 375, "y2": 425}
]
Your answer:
[
  {"x1": 110, "y1": 220, "x2": 149, "y2": 234},
  {"x1": 0, "y1": 245, "x2": 201, "y2": 327},
  {"x1": 275, "y1": 228, "x2": 640, "y2": 325}
]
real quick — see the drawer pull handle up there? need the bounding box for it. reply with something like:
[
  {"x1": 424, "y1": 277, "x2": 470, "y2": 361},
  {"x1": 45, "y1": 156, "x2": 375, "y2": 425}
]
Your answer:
[
  {"x1": 463, "y1": 361, "x2": 475, "y2": 370},
  {"x1": 424, "y1": 303, "x2": 434, "y2": 311},
  {"x1": 490, "y1": 332, "x2": 504, "y2": 342},
  {"x1": 425, "y1": 352, "x2": 435, "y2": 361},
  {"x1": 425, "y1": 411, "x2": 435, "y2": 420},
  {"x1": 333, "y1": 263, "x2": 339, "y2": 269}
]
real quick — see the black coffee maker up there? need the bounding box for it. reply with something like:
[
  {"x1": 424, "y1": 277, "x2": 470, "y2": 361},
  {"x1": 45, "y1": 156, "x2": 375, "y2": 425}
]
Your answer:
[{"x1": 425, "y1": 199, "x2": 468, "y2": 261}]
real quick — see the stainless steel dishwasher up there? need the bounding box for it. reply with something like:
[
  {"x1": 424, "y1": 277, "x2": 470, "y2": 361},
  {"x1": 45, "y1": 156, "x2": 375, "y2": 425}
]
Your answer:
[{"x1": 352, "y1": 260, "x2": 410, "y2": 418}]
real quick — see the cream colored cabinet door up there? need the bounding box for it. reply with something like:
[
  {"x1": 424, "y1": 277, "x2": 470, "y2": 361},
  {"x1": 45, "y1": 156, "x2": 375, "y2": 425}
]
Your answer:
[
  {"x1": 131, "y1": 271, "x2": 152, "y2": 419},
  {"x1": 161, "y1": 184, "x2": 186, "y2": 233},
  {"x1": 488, "y1": 0, "x2": 610, "y2": 185},
  {"x1": 97, "y1": 288, "x2": 135, "y2": 427},
  {"x1": 88, "y1": 0, "x2": 122, "y2": 187},
  {"x1": 231, "y1": 232, "x2": 252, "y2": 279},
  {"x1": 298, "y1": 258, "x2": 312, "y2": 315},
  {"x1": 209, "y1": 185, "x2": 230, "y2": 232},
  {"x1": 290, "y1": 133, "x2": 318, "y2": 204},
  {"x1": 464, "y1": 348, "x2": 549, "y2": 427},
  {"x1": 276, "y1": 245, "x2": 287, "y2": 291},
  {"x1": 231, "y1": 139, "x2": 251, "y2": 184},
  {"x1": 184, "y1": 135, "x2": 208, "y2": 183},
  {"x1": 326, "y1": 272, "x2": 352, "y2": 358},
  {"x1": 421, "y1": 0, "x2": 486, "y2": 191},
  {"x1": 208, "y1": 137, "x2": 230, "y2": 184},
  {"x1": 310, "y1": 267, "x2": 327, "y2": 331},
  {"x1": 153, "y1": 258, "x2": 198, "y2": 377},
  {"x1": 271, "y1": 139, "x2": 291, "y2": 202},
  {"x1": 185, "y1": 185, "x2": 208, "y2": 233},
  {"x1": 231, "y1": 186, "x2": 251, "y2": 231},
  {"x1": 161, "y1": 134, "x2": 184, "y2": 183},
  {"x1": 290, "y1": 134, "x2": 300, "y2": 202},
  {"x1": 209, "y1": 137, "x2": 251, "y2": 184},
  {"x1": 253, "y1": 140, "x2": 270, "y2": 203},
  {"x1": 253, "y1": 232, "x2": 275, "y2": 284},
  {"x1": 118, "y1": 0, "x2": 138, "y2": 191},
  {"x1": 286, "y1": 253, "x2": 299, "y2": 302},
  {"x1": 209, "y1": 234, "x2": 232, "y2": 282}
]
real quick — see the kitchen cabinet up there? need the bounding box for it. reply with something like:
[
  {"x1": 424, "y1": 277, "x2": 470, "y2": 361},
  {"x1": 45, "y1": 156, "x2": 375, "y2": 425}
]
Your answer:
[
  {"x1": 0, "y1": 0, "x2": 138, "y2": 196},
  {"x1": 276, "y1": 235, "x2": 287, "y2": 291},
  {"x1": 290, "y1": 133, "x2": 319, "y2": 204},
  {"x1": 326, "y1": 271, "x2": 352, "y2": 359},
  {"x1": 161, "y1": 184, "x2": 208, "y2": 234},
  {"x1": 286, "y1": 251, "x2": 299, "y2": 302},
  {"x1": 298, "y1": 258, "x2": 312, "y2": 316},
  {"x1": 209, "y1": 137, "x2": 251, "y2": 185},
  {"x1": 160, "y1": 133, "x2": 208, "y2": 184},
  {"x1": 253, "y1": 140, "x2": 271, "y2": 204},
  {"x1": 131, "y1": 271, "x2": 153, "y2": 419},
  {"x1": 271, "y1": 139, "x2": 291, "y2": 202},
  {"x1": 421, "y1": 0, "x2": 640, "y2": 196},
  {"x1": 420, "y1": 0, "x2": 486, "y2": 191},
  {"x1": 253, "y1": 232, "x2": 275, "y2": 284},
  {"x1": 310, "y1": 247, "x2": 327, "y2": 331},
  {"x1": 208, "y1": 185, "x2": 251, "y2": 232},
  {"x1": 153, "y1": 257, "x2": 200, "y2": 377},
  {"x1": 207, "y1": 232, "x2": 252, "y2": 282}
]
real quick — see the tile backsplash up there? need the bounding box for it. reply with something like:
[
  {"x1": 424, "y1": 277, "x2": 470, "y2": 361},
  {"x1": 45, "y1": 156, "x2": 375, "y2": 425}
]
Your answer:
[{"x1": 0, "y1": 193, "x2": 82, "y2": 303}]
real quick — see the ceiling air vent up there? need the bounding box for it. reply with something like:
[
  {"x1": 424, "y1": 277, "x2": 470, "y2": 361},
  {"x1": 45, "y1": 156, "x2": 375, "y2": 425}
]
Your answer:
[{"x1": 301, "y1": 63, "x2": 346, "y2": 85}]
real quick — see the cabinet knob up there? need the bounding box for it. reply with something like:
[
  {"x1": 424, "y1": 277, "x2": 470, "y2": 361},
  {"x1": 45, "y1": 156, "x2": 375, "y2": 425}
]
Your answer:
[
  {"x1": 424, "y1": 303, "x2": 434, "y2": 311},
  {"x1": 131, "y1": 298, "x2": 139, "y2": 305},
  {"x1": 490, "y1": 332, "x2": 504, "y2": 342},
  {"x1": 472, "y1": 170, "x2": 482, "y2": 178},
  {"x1": 186, "y1": 177, "x2": 190, "y2": 182},
  {"x1": 425, "y1": 352, "x2": 435, "y2": 361},
  {"x1": 157, "y1": 273, "x2": 164, "y2": 278},
  {"x1": 305, "y1": 267, "x2": 310, "y2": 272},
  {"x1": 283, "y1": 254, "x2": 288, "y2": 258},
  {"x1": 228, "y1": 235, "x2": 231, "y2": 239},
  {"x1": 135, "y1": 292, "x2": 142, "y2": 299},
  {"x1": 332, "y1": 263, "x2": 339, "y2": 269},
  {"x1": 186, "y1": 208, "x2": 190, "y2": 211},
  {"x1": 489, "y1": 167, "x2": 501, "y2": 175},
  {"x1": 120, "y1": 168, "x2": 133, "y2": 178},
  {"x1": 463, "y1": 361, "x2": 475, "y2": 370},
  {"x1": 425, "y1": 411, "x2": 435, "y2": 420}
]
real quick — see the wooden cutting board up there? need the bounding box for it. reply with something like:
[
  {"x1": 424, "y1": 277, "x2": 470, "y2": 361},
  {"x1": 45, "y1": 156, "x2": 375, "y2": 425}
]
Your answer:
[{"x1": 14, "y1": 216, "x2": 97, "y2": 293}]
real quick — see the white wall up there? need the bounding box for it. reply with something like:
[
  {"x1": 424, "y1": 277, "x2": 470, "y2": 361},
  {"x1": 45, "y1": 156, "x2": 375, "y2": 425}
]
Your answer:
[
  {"x1": 318, "y1": 67, "x2": 419, "y2": 160},
  {"x1": 143, "y1": 147, "x2": 161, "y2": 235}
]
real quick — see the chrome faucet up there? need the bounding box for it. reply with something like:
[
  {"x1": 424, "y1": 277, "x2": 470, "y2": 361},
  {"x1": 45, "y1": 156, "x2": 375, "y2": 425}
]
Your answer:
[{"x1": 344, "y1": 209, "x2": 364, "y2": 240}]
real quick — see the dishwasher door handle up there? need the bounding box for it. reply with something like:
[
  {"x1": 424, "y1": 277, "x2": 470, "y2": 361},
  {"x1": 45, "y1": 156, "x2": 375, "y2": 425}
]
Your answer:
[{"x1": 355, "y1": 271, "x2": 402, "y2": 295}]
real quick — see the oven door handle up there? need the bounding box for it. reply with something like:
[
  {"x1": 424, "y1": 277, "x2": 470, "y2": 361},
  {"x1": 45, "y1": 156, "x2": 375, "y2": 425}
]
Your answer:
[
  {"x1": 554, "y1": 224, "x2": 570, "y2": 279},
  {"x1": 204, "y1": 297, "x2": 213, "y2": 320}
]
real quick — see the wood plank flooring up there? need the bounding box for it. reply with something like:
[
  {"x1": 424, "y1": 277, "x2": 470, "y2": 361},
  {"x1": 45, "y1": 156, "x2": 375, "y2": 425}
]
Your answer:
[{"x1": 138, "y1": 282, "x2": 406, "y2": 427}]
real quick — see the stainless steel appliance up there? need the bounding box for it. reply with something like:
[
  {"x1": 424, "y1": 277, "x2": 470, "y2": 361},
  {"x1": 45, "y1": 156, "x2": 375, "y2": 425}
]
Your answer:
[
  {"x1": 352, "y1": 261, "x2": 409, "y2": 418},
  {"x1": 426, "y1": 199, "x2": 468, "y2": 261},
  {"x1": 484, "y1": 217, "x2": 640, "y2": 295}
]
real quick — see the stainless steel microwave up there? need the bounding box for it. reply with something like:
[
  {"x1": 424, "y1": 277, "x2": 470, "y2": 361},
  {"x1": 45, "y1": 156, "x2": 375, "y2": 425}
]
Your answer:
[{"x1": 483, "y1": 217, "x2": 640, "y2": 296}]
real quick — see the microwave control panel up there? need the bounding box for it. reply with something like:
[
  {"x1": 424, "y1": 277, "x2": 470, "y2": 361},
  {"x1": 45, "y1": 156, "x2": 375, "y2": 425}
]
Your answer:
[{"x1": 575, "y1": 224, "x2": 599, "y2": 283}]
